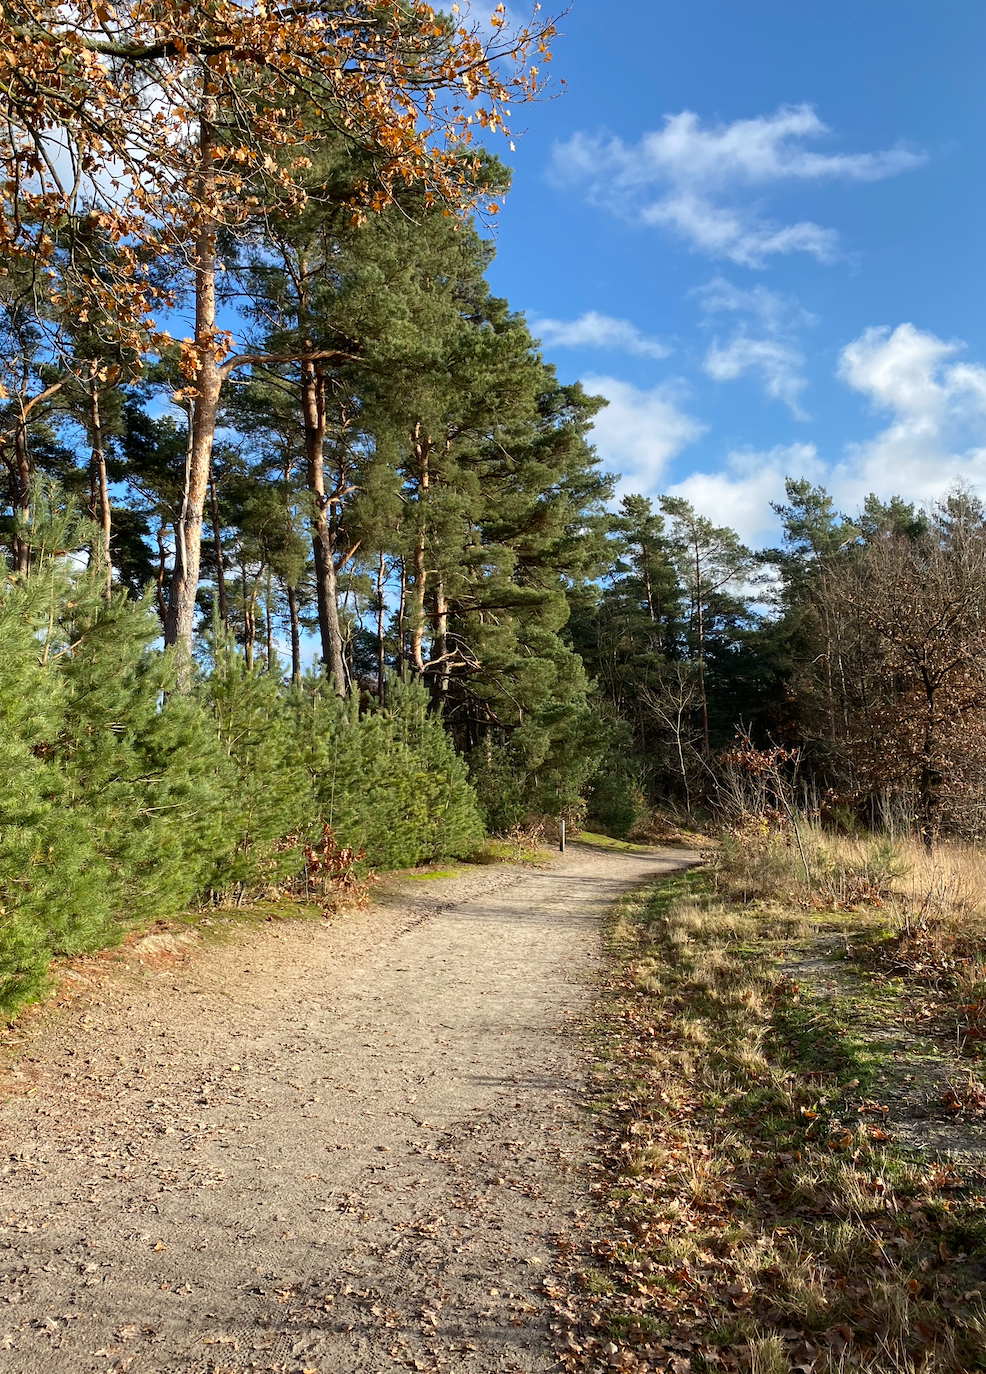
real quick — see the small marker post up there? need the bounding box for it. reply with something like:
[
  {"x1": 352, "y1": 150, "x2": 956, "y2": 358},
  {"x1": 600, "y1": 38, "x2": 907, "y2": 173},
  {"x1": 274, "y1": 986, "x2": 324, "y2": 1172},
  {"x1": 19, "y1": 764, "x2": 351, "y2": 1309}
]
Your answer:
[{"x1": 559, "y1": 817, "x2": 566, "y2": 852}]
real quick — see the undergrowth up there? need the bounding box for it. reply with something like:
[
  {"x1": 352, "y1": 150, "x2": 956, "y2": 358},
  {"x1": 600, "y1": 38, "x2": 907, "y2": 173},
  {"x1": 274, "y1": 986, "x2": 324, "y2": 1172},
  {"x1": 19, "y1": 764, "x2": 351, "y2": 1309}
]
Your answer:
[{"x1": 466, "y1": 820, "x2": 551, "y2": 866}]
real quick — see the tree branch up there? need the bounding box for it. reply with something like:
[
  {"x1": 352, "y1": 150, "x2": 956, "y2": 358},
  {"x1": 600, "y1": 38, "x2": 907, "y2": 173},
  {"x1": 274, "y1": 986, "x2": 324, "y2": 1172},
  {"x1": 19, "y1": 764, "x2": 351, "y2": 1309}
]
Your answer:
[{"x1": 219, "y1": 347, "x2": 356, "y2": 381}]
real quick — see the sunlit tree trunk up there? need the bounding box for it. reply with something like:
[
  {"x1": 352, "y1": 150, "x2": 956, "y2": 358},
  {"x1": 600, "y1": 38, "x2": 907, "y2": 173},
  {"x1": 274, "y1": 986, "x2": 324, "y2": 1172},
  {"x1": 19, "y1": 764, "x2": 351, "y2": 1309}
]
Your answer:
[
  {"x1": 430, "y1": 578, "x2": 449, "y2": 708},
  {"x1": 89, "y1": 386, "x2": 112, "y2": 600},
  {"x1": 300, "y1": 354, "x2": 347, "y2": 695},
  {"x1": 11, "y1": 418, "x2": 31, "y2": 576},
  {"x1": 165, "y1": 107, "x2": 220, "y2": 673},
  {"x1": 208, "y1": 474, "x2": 228, "y2": 623},
  {"x1": 408, "y1": 423, "x2": 430, "y2": 679}
]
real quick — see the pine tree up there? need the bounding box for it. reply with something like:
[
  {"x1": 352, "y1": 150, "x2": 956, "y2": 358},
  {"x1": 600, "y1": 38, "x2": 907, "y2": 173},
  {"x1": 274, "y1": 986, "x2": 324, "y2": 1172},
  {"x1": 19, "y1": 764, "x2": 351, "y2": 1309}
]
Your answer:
[{"x1": 659, "y1": 497, "x2": 755, "y2": 758}]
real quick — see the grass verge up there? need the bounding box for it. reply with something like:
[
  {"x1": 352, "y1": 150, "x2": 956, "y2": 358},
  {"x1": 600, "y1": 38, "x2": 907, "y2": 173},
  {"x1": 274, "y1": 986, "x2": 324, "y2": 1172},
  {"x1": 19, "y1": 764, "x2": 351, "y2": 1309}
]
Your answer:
[
  {"x1": 575, "y1": 832, "x2": 663, "y2": 855},
  {"x1": 466, "y1": 834, "x2": 551, "y2": 866},
  {"x1": 561, "y1": 870, "x2": 986, "y2": 1374}
]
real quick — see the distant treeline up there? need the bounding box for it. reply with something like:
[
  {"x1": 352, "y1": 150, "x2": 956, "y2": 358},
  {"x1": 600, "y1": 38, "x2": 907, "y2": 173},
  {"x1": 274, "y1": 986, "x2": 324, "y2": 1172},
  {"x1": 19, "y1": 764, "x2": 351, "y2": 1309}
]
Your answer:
[{"x1": 576, "y1": 481, "x2": 986, "y2": 848}]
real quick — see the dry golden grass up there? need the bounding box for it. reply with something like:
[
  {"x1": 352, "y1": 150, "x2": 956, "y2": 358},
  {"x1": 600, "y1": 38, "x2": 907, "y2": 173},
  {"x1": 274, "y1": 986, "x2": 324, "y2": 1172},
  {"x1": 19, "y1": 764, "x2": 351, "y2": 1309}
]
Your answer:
[
  {"x1": 895, "y1": 837, "x2": 986, "y2": 929},
  {"x1": 715, "y1": 821, "x2": 986, "y2": 943},
  {"x1": 748, "y1": 1334, "x2": 790, "y2": 1374}
]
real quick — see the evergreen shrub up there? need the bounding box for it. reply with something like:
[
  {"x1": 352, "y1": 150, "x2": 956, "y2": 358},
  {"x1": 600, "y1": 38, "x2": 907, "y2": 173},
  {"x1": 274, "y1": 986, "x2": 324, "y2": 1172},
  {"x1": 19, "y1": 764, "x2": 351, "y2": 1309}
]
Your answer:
[
  {"x1": 0, "y1": 563, "x2": 484, "y2": 1017},
  {"x1": 468, "y1": 702, "x2": 608, "y2": 833},
  {"x1": 586, "y1": 735, "x2": 649, "y2": 838},
  {"x1": 303, "y1": 676, "x2": 483, "y2": 870}
]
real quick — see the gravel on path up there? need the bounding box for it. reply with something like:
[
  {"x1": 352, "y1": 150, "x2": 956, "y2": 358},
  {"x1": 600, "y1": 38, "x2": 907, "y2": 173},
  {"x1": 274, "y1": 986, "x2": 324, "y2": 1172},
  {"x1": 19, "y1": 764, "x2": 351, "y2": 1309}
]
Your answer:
[{"x1": 0, "y1": 842, "x2": 696, "y2": 1374}]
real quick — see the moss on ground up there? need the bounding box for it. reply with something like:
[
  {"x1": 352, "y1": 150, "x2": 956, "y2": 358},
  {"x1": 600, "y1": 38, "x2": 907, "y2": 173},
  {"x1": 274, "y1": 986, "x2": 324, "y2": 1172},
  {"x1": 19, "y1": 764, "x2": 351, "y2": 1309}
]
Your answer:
[{"x1": 574, "y1": 831, "x2": 661, "y2": 855}]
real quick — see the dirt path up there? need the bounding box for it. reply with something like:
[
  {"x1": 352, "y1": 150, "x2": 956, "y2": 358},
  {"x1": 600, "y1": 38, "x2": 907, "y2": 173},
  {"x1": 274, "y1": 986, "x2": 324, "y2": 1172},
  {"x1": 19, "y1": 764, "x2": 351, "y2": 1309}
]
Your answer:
[{"x1": 0, "y1": 843, "x2": 695, "y2": 1374}]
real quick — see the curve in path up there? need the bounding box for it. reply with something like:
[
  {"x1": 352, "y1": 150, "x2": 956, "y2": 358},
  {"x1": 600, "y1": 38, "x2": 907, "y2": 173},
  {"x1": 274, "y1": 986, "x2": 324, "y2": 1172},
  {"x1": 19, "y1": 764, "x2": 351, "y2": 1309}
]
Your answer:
[{"x1": 0, "y1": 843, "x2": 696, "y2": 1374}]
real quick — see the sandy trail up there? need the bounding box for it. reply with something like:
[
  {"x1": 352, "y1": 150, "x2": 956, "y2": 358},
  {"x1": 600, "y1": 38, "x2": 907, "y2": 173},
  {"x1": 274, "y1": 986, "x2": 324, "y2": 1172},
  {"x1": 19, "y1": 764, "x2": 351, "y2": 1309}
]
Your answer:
[{"x1": 0, "y1": 843, "x2": 694, "y2": 1374}]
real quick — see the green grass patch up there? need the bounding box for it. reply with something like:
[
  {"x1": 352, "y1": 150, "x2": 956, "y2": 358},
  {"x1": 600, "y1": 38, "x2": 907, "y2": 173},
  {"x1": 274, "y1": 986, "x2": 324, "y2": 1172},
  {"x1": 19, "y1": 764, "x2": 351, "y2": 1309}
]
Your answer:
[
  {"x1": 574, "y1": 830, "x2": 658, "y2": 854},
  {"x1": 772, "y1": 997, "x2": 877, "y2": 1088},
  {"x1": 464, "y1": 837, "x2": 546, "y2": 866}
]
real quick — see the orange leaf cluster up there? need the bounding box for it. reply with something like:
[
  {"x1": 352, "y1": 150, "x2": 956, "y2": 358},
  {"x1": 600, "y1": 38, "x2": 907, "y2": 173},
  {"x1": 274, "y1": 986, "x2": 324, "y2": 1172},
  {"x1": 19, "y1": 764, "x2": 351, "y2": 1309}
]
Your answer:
[{"x1": 0, "y1": 0, "x2": 555, "y2": 353}]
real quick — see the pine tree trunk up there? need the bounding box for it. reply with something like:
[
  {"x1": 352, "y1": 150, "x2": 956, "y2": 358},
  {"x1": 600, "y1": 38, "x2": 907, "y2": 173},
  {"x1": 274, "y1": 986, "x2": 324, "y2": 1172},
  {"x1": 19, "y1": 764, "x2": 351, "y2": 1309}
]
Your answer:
[
  {"x1": 430, "y1": 577, "x2": 449, "y2": 708},
  {"x1": 265, "y1": 566, "x2": 273, "y2": 671},
  {"x1": 301, "y1": 355, "x2": 347, "y2": 696},
  {"x1": 155, "y1": 522, "x2": 168, "y2": 625},
  {"x1": 12, "y1": 419, "x2": 31, "y2": 576},
  {"x1": 376, "y1": 552, "x2": 386, "y2": 701},
  {"x1": 396, "y1": 556, "x2": 406, "y2": 678},
  {"x1": 242, "y1": 558, "x2": 255, "y2": 670},
  {"x1": 409, "y1": 424, "x2": 430, "y2": 678},
  {"x1": 287, "y1": 584, "x2": 301, "y2": 685},
  {"x1": 89, "y1": 387, "x2": 112, "y2": 600},
  {"x1": 641, "y1": 542, "x2": 656, "y2": 623},
  {"x1": 165, "y1": 108, "x2": 221, "y2": 678},
  {"x1": 209, "y1": 475, "x2": 228, "y2": 623}
]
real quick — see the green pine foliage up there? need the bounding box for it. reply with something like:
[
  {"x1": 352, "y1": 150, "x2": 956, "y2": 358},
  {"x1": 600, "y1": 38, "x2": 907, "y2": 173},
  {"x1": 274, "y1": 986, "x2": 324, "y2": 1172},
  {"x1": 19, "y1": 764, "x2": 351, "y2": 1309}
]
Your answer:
[
  {"x1": 57, "y1": 584, "x2": 229, "y2": 924},
  {"x1": 301, "y1": 676, "x2": 483, "y2": 871},
  {"x1": 0, "y1": 556, "x2": 110, "y2": 1006},
  {"x1": 0, "y1": 533, "x2": 485, "y2": 1017},
  {"x1": 584, "y1": 719, "x2": 648, "y2": 839},
  {"x1": 205, "y1": 642, "x2": 313, "y2": 888}
]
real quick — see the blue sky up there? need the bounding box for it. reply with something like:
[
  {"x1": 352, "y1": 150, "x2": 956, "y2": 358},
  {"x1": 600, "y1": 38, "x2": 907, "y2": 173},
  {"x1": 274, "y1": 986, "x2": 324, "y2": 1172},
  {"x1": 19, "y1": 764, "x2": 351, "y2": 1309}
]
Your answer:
[{"x1": 483, "y1": 0, "x2": 986, "y2": 545}]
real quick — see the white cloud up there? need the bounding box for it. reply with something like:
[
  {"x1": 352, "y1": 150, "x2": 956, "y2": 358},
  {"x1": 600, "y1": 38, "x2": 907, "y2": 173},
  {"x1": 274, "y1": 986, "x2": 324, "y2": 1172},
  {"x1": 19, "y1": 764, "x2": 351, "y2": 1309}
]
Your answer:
[
  {"x1": 583, "y1": 374, "x2": 706, "y2": 494},
  {"x1": 834, "y1": 324, "x2": 986, "y2": 507},
  {"x1": 581, "y1": 323, "x2": 986, "y2": 548},
  {"x1": 704, "y1": 335, "x2": 808, "y2": 417},
  {"x1": 583, "y1": 324, "x2": 986, "y2": 545},
  {"x1": 695, "y1": 277, "x2": 813, "y2": 417},
  {"x1": 694, "y1": 278, "x2": 816, "y2": 332},
  {"x1": 642, "y1": 190, "x2": 839, "y2": 267},
  {"x1": 550, "y1": 105, "x2": 924, "y2": 267},
  {"x1": 667, "y1": 444, "x2": 822, "y2": 546},
  {"x1": 531, "y1": 311, "x2": 671, "y2": 359}
]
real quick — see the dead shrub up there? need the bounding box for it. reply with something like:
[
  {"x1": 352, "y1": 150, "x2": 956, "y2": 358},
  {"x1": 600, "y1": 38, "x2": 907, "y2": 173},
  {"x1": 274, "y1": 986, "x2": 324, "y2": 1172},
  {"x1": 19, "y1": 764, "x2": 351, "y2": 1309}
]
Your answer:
[
  {"x1": 627, "y1": 808, "x2": 706, "y2": 846},
  {"x1": 299, "y1": 823, "x2": 375, "y2": 915}
]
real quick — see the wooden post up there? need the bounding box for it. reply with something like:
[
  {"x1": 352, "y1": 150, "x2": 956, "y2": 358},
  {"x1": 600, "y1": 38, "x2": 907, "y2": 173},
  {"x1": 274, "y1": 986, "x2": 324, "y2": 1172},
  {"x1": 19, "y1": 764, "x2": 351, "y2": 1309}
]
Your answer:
[{"x1": 559, "y1": 818, "x2": 566, "y2": 853}]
